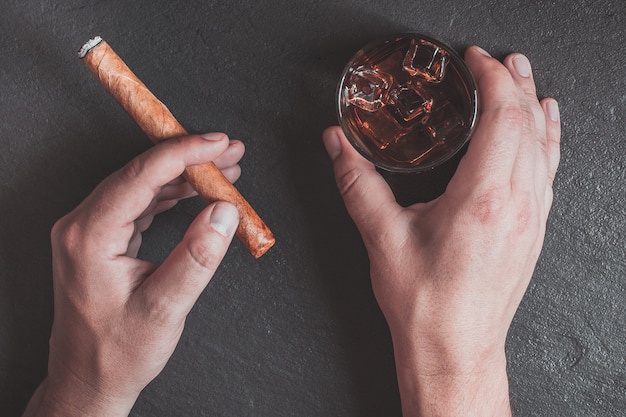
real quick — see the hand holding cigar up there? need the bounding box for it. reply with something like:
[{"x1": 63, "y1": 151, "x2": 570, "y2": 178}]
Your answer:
[{"x1": 78, "y1": 36, "x2": 274, "y2": 258}]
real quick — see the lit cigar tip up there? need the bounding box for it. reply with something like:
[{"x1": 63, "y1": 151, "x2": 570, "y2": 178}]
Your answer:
[{"x1": 78, "y1": 36, "x2": 104, "y2": 59}]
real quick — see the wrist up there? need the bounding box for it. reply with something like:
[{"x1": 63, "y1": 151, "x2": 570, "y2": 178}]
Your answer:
[
  {"x1": 23, "y1": 376, "x2": 137, "y2": 417},
  {"x1": 390, "y1": 329, "x2": 512, "y2": 417}
]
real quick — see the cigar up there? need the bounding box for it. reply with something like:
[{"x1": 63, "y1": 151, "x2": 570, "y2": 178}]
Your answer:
[{"x1": 78, "y1": 36, "x2": 275, "y2": 258}]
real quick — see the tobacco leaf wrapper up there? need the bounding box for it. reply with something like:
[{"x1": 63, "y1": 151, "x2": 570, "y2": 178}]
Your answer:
[{"x1": 79, "y1": 36, "x2": 275, "y2": 258}]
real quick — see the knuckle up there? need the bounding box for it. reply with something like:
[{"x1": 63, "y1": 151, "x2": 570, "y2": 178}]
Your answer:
[
  {"x1": 493, "y1": 101, "x2": 525, "y2": 130},
  {"x1": 120, "y1": 156, "x2": 146, "y2": 182},
  {"x1": 50, "y1": 216, "x2": 66, "y2": 243},
  {"x1": 51, "y1": 215, "x2": 81, "y2": 254},
  {"x1": 468, "y1": 187, "x2": 542, "y2": 238},
  {"x1": 185, "y1": 236, "x2": 221, "y2": 273},
  {"x1": 335, "y1": 167, "x2": 363, "y2": 199},
  {"x1": 468, "y1": 187, "x2": 509, "y2": 225},
  {"x1": 143, "y1": 293, "x2": 176, "y2": 322},
  {"x1": 494, "y1": 99, "x2": 541, "y2": 136}
]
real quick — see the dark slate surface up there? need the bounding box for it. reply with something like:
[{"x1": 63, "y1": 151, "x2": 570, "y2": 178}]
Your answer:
[{"x1": 1, "y1": 1, "x2": 624, "y2": 416}]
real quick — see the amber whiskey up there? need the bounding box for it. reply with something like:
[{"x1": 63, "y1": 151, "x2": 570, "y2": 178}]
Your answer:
[{"x1": 337, "y1": 34, "x2": 477, "y2": 173}]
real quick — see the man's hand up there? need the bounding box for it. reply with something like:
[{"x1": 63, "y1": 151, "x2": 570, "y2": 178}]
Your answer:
[
  {"x1": 323, "y1": 47, "x2": 561, "y2": 416},
  {"x1": 23, "y1": 133, "x2": 244, "y2": 417}
]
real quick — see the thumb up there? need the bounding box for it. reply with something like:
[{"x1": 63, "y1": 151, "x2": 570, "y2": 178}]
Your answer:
[
  {"x1": 135, "y1": 201, "x2": 239, "y2": 321},
  {"x1": 322, "y1": 127, "x2": 400, "y2": 243}
]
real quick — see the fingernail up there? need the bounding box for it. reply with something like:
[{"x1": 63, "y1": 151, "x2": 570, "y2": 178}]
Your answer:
[
  {"x1": 513, "y1": 54, "x2": 531, "y2": 77},
  {"x1": 200, "y1": 132, "x2": 227, "y2": 141},
  {"x1": 210, "y1": 202, "x2": 239, "y2": 237},
  {"x1": 323, "y1": 128, "x2": 343, "y2": 161},
  {"x1": 474, "y1": 46, "x2": 491, "y2": 57},
  {"x1": 547, "y1": 99, "x2": 560, "y2": 122}
]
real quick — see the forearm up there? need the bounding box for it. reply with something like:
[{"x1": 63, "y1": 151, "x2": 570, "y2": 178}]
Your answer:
[{"x1": 391, "y1": 334, "x2": 512, "y2": 417}]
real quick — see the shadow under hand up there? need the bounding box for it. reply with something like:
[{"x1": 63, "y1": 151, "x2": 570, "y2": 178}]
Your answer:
[{"x1": 380, "y1": 143, "x2": 467, "y2": 206}]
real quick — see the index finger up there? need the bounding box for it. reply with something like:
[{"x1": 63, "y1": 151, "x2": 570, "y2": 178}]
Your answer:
[{"x1": 76, "y1": 133, "x2": 229, "y2": 250}]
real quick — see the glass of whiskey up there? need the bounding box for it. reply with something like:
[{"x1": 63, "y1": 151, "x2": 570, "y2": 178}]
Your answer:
[{"x1": 336, "y1": 33, "x2": 478, "y2": 173}]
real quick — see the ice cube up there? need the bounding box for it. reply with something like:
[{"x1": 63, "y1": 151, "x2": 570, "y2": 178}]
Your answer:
[
  {"x1": 385, "y1": 124, "x2": 443, "y2": 164},
  {"x1": 389, "y1": 83, "x2": 434, "y2": 123},
  {"x1": 402, "y1": 39, "x2": 448, "y2": 83},
  {"x1": 345, "y1": 66, "x2": 392, "y2": 112},
  {"x1": 358, "y1": 107, "x2": 408, "y2": 149},
  {"x1": 424, "y1": 101, "x2": 465, "y2": 143}
]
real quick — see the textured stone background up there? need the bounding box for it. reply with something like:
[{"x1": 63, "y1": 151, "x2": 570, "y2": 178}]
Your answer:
[{"x1": 1, "y1": 0, "x2": 624, "y2": 416}]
